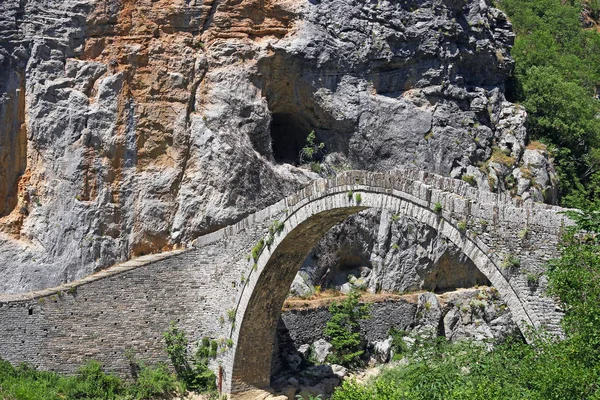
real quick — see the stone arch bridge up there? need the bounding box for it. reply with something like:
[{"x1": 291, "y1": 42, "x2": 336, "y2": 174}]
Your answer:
[{"x1": 0, "y1": 169, "x2": 569, "y2": 397}]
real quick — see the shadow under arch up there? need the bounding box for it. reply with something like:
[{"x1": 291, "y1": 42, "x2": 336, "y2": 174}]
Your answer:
[{"x1": 225, "y1": 189, "x2": 537, "y2": 395}]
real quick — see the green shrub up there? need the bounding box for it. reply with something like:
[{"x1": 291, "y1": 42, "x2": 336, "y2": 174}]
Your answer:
[
  {"x1": 527, "y1": 272, "x2": 540, "y2": 287},
  {"x1": 310, "y1": 162, "x2": 322, "y2": 174},
  {"x1": 164, "y1": 322, "x2": 189, "y2": 379},
  {"x1": 501, "y1": 254, "x2": 521, "y2": 270},
  {"x1": 269, "y1": 220, "x2": 285, "y2": 235},
  {"x1": 388, "y1": 327, "x2": 409, "y2": 358},
  {"x1": 163, "y1": 322, "x2": 217, "y2": 393},
  {"x1": 461, "y1": 175, "x2": 477, "y2": 187},
  {"x1": 131, "y1": 363, "x2": 180, "y2": 399},
  {"x1": 251, "y1": 239, "x2": 265, "y2": 262},
  {"x1": 355, "y1": 193, "x2": 362, "y2": 204},
  {"x1": 227, "y1": 309, "x2": 236, "y2": 323},
  {"x1": 518, "y1": 228, "x2": 528, "y2": 239},
  {"x1": 433, "y1": 202, "x2": 443, "y2": 214},
  {"x1": 266, "y1": 220, "x2": 285, "y2": 249},
  {"x1": 300, "y1": 131, "x2": 325, "y2": 163},
  {"x1": 325, "y1": 290, "x2": 371, "y2": 368},
  {"x1": 210, "y1": 340, "x2": 218, "y2": 359}
]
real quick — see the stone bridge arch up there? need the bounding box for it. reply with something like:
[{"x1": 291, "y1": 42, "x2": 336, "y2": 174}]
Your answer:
[
  {"x1": 224, "y1": 170, "x2": 567, "y2": 394},
  {"x1": 0, "y1": 169, "x2": 568, "y2": 398}
]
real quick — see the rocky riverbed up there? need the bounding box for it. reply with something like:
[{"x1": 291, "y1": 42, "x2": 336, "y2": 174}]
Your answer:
[{"x1": 271, "y1": 287, "x2": 517, "y2": 399}]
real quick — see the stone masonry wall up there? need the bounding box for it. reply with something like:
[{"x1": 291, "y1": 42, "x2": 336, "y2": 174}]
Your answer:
[{"x1": 279, "y1": 299, "x2": 418, "y2": 348}]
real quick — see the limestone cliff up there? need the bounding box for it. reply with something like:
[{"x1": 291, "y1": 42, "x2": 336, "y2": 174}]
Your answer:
[{"x1": 0, "y1": 0, "x2": 557, "y2": 293}]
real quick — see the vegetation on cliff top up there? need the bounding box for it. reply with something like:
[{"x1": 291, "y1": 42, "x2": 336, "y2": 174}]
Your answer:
[{"x1": 499, "y1": 0, "x2": 600, "y2": 208}]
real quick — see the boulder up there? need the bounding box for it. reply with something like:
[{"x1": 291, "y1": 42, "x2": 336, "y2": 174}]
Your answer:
[{"x1": 312, "y1": 339, "x2": 332, "y2": 363}]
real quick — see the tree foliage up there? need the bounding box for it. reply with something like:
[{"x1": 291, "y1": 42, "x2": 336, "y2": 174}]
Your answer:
[
  {"x1": 499, "y1": 0, "x2": 600, "y2": 208},
  {"x1": 548, "y1": 209, "x2": 600, "y2": 365}
]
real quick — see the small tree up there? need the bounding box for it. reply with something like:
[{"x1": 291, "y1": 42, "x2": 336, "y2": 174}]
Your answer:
[
  {"x1": 325, "y1": 289, "x2": 371, "y2": 368},
  {"x1": 300, "y1": 131, "x2": 325, "y2": 165},
  {"x1": 164, "y1": 322, "x2": 190, "y2": 379},
  {"x1": 163, "y1": 322, "x2": 216, "y2": 393}
]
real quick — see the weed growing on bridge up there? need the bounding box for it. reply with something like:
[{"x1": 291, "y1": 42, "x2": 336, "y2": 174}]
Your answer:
[
  {"x1": 269, "y1": 219, "x2": 285, "y2": 235},
  {"x1": 163, "y1": 322, "x2": 217, "y2": 394},
  {"x1": 518, "y1": 228, "x2": 528, "y2": 239},
  {"x1": 266, "y1": 219, "x2": 285, "y2": 248},
  {"x1": 501, "y1": 254, "x2": 521, "y2": 270},
  {"x1": 251, "y1": 239, "x2": 265, "y2": 262},
  {"x1": 433, "y1": 202, "x2": 443, "y2": 214},
  {"x1": 526, "y1": 272, "x2": 540, "y2": 288},
  {"x1": 196, "y1": 338, "x2": 219, "y2": 360},
  {"x1": 457, "y1": 220, "x2": 467, "y2": 232},
  {"x1": 347, "y1": 190, "x2": 353, "y2": 200},
  {"x1": 227, "y1": 309, "x2": 236, "y2": 323},
  {"x1": 355, "y1": 193, "x2": 362, "y2": 204}
]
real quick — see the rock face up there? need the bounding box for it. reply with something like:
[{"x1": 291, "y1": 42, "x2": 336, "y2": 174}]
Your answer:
[
  {"x1": 292, "y1": 209, "x2": 490, "y2": 296},
  {"x1": 0, "y1": 0, "x2": 557, "y2": 293}
]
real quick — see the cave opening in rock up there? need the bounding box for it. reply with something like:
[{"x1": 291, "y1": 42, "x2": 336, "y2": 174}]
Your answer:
[{"x1": 270, "y1": 113, "x2": 316, "y2": 165}]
